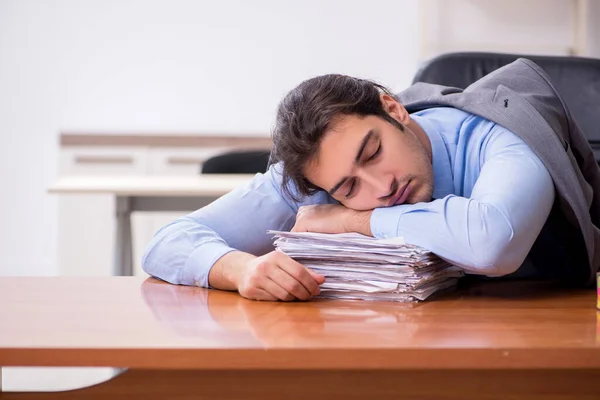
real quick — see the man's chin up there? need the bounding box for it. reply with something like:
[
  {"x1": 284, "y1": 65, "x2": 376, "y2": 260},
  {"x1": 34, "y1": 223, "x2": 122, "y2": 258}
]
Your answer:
[
  {"x1": 414, "y1": 190, "x2": 435, "y2": 204},
  {"x1": 402, "y1": 185, "x2": 434, "y2": 205}
]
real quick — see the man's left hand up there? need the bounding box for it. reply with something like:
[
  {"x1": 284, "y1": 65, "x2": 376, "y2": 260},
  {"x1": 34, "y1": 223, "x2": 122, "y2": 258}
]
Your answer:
[{"x1": 291, "y1": 204, "x2": 373, "y2": 236}]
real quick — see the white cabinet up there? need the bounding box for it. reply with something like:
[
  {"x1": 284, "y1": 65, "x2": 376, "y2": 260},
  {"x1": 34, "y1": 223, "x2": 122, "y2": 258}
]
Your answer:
[
  {"x1": 59, "y1": 147, "x2": 149, "y2": 176},
  {"x1": 56, "y1": 137, "x2": 270, "y2": 278},
  {"x1": 147, "y1": 147, "x2": 228, "y2": 176},
  {"x1": 57, "y1": 147, "x2": 149, "y2": 277}
]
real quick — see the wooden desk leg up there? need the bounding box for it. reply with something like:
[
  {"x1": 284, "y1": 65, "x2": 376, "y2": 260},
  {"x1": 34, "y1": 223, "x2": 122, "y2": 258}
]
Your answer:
[
  {"x1": 114, "y1": 196, "x2": 133, "y2": 277},
  {"x1": 2, "y1": 369, "x2": 599, "y2": 399}
]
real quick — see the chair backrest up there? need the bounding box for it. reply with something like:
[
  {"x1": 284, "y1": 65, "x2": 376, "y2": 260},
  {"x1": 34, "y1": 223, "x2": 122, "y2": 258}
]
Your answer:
[
  {"x1": 201, "y1": 150, "x2": 271, "y2": 174},
  {"x1": 412, "y1": 52, "x2": 600, "y2": 146}
]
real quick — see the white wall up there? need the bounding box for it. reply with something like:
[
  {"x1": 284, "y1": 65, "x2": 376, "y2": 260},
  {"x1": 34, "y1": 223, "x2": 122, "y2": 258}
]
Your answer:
[
  {"x1": 2, "y1": 0, "x2": 597, "y2": 278},
  {"x1": 0, "y1": 0, "x2": 421, "y2": 276},
  {"x1": 420, "y1": 0, "x2": 600, "y2": 58},
  {"x1": 585, "y1": 0, "x2": 600, "y2": 56}
]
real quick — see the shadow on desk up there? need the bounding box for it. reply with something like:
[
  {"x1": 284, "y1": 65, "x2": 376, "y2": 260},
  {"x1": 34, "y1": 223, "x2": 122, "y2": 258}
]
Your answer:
[{"x1": 455, "y1": 275, "x2": 597, "y2": 302}]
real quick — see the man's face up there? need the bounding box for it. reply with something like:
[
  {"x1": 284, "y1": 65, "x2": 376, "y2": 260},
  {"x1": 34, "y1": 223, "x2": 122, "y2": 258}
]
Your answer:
[{"x1": 303, "y1": 98, "x2": 434, "y2": 211}]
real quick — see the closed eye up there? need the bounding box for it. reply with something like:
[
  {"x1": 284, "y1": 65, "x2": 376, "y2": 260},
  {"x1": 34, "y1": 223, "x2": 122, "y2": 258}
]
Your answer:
[
  {"x1": 345, "y1": 179, "x2": 357, "y2": 198},
  {"x1": 366, "y1": 144, "x2": 382, "y2": 162}
]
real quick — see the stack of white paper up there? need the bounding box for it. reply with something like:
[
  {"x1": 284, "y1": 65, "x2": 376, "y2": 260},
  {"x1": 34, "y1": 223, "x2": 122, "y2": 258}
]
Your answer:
[{"x1": 268, "y1": 230, "x2": 463, "y2": 302}]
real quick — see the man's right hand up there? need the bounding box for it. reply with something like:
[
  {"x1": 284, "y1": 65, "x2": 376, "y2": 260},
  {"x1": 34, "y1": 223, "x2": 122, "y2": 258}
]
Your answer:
[
  {"x1": 236, "y1": 251, "x2": 325, "y2": 301},
  {"x1": 208, "y1": 250, "x2": 325, "y2": 302}
]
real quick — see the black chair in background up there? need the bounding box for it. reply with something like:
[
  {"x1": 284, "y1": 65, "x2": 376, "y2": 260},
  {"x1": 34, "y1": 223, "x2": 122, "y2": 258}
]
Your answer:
[
  {"x1": 201, "y1": 149, "x2": 271, "y2": 174},
  {"x1": 411, "y1": 52, "x2": 600, "y2": 160}
]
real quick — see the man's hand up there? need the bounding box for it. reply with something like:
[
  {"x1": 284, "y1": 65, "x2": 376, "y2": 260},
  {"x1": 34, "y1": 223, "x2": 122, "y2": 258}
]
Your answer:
[
  {"x1": 235, "y1": 251, "x2": 325, "y2": 301},
  {"x1": 291, "y1": 204, "x2": 373, "y2": 236}
]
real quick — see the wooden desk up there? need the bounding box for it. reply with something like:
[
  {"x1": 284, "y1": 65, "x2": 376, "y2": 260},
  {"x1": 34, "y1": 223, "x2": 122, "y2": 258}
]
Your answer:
[
  {"x1": 0, "y1": 277, "x2": 599, "y2": 399},
  {"x1": 48, "y1": 175, "x2": 253, "y2": 276}
]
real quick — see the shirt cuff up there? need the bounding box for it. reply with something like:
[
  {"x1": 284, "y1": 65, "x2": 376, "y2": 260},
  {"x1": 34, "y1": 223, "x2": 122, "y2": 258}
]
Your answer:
[
  {"x1": 370, "y1": 205, "x2": 409, "y2": 239},
  {"x1": 181, "y1": 241, "x2": 237, "y2": 288}
]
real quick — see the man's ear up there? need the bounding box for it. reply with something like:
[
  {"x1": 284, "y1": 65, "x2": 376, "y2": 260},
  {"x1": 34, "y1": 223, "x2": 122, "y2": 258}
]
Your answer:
[{"x1": 380, "y1": 93, "x2": 410, "y2": 125}]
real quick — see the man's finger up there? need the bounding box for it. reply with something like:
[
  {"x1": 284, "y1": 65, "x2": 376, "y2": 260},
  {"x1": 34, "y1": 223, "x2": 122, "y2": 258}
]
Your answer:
[
  {"x1": 276, "y1": 254, "x2": 321, "y2": 296},
  {"x1": 307, "y1": 268, "x2": 326, "y2": 285},
  {"x1": 290, "y1": 222, "x2": 303, "y2": 232},
  {"x1": 253, "y1": 288, "x2": 279, "y2": 302},
  {"x1": 268, "y1": 267, "x2": 313, "y2": 301},
  {"x1": 262, "y1": 278, "x2": 296, "y2": 302},
  {"x1": 239, "y1": 286, "x2": 279, "y2": 302}
]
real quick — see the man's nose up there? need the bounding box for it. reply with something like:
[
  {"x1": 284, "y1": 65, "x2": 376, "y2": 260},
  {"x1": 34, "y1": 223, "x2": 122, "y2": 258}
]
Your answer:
[{"x1": 357, "y1": 170, "x2": 392, "y2": 198}]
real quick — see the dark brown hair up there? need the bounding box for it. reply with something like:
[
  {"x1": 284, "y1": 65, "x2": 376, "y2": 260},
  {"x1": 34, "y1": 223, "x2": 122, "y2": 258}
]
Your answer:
[{"x1": 269, "y1": 74, "x2": 404, "y2": 202}]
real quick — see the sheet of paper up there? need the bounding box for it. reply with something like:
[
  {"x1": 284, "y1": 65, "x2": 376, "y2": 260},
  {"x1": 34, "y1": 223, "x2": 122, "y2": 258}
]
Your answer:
[{"x1": 269, "y1": 230, "x2": 464, "y2": 302}]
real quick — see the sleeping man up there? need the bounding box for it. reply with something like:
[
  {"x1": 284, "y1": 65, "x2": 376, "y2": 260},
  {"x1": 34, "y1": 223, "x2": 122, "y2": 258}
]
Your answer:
[{"x1": 142, "y1": 58, "x2": 600, "y2": 301}]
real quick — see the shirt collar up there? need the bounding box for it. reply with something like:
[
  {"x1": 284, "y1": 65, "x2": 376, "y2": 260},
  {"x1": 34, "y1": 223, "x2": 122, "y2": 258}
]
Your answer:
[{"x1": 409, "y1": 114, "x2": 454, "y2": 199}]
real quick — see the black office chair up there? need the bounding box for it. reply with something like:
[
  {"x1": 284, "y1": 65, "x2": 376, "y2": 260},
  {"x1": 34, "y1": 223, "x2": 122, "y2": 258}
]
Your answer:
[
  {"x1": 201, "y1": 149, "x2": 271, "y2": 174},
  {"x1": 411, "y1": 52, "x2": 600, "y2": 159}
]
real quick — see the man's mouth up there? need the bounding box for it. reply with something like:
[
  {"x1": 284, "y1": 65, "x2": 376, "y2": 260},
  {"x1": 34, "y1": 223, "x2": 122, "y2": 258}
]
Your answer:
[{"x1": 388, "y1": 180, "x2": 411, "y2": 207}]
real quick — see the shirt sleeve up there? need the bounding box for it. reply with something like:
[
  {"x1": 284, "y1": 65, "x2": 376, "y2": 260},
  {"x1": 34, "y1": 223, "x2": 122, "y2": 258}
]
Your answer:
[
  {"x1": 370, "y1": 125, "x2": 555, "y2": 276},
  {"x1": 141, "y1": 163, "x2": 333, "y2": 287}
]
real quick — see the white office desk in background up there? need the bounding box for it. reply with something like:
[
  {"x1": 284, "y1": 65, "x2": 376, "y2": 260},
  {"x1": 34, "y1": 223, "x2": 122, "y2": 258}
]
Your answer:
[{"x1": 49, "y1": 175, "x2": 254, "y2": 277}]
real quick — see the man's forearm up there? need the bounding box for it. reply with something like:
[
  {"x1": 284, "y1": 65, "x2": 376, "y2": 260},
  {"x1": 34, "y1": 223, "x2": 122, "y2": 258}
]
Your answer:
[
  {"x1": 350, "y1": 209, "x2": 373, "y2": 236},
  {"x1": 291, "y1": 205, "x2": 374, "y2": 236},
  {"x1": 208, "y1": 251, "x2": 256, "y2": 291}
]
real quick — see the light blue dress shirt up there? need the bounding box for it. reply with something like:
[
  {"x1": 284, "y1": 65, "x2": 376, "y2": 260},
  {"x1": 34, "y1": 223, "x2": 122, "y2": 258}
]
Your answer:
[{"x1": 142, "y1": 107, "x2": 555, "y2": 287}]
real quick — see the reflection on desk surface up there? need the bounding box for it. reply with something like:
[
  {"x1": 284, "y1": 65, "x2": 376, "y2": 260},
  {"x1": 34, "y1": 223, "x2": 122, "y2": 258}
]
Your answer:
[
  {"x1": 0, "y1": 277, "x2": 598, "y2": 370},
  {"x1": 139, "y1": 277, "x2": 599, "y2": 350}
]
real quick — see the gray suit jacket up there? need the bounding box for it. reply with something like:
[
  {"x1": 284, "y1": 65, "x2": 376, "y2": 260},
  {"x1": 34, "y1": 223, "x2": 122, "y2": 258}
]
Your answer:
[{"x1": 396, "y1": 58, "x2": 600, "y2": 286}]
